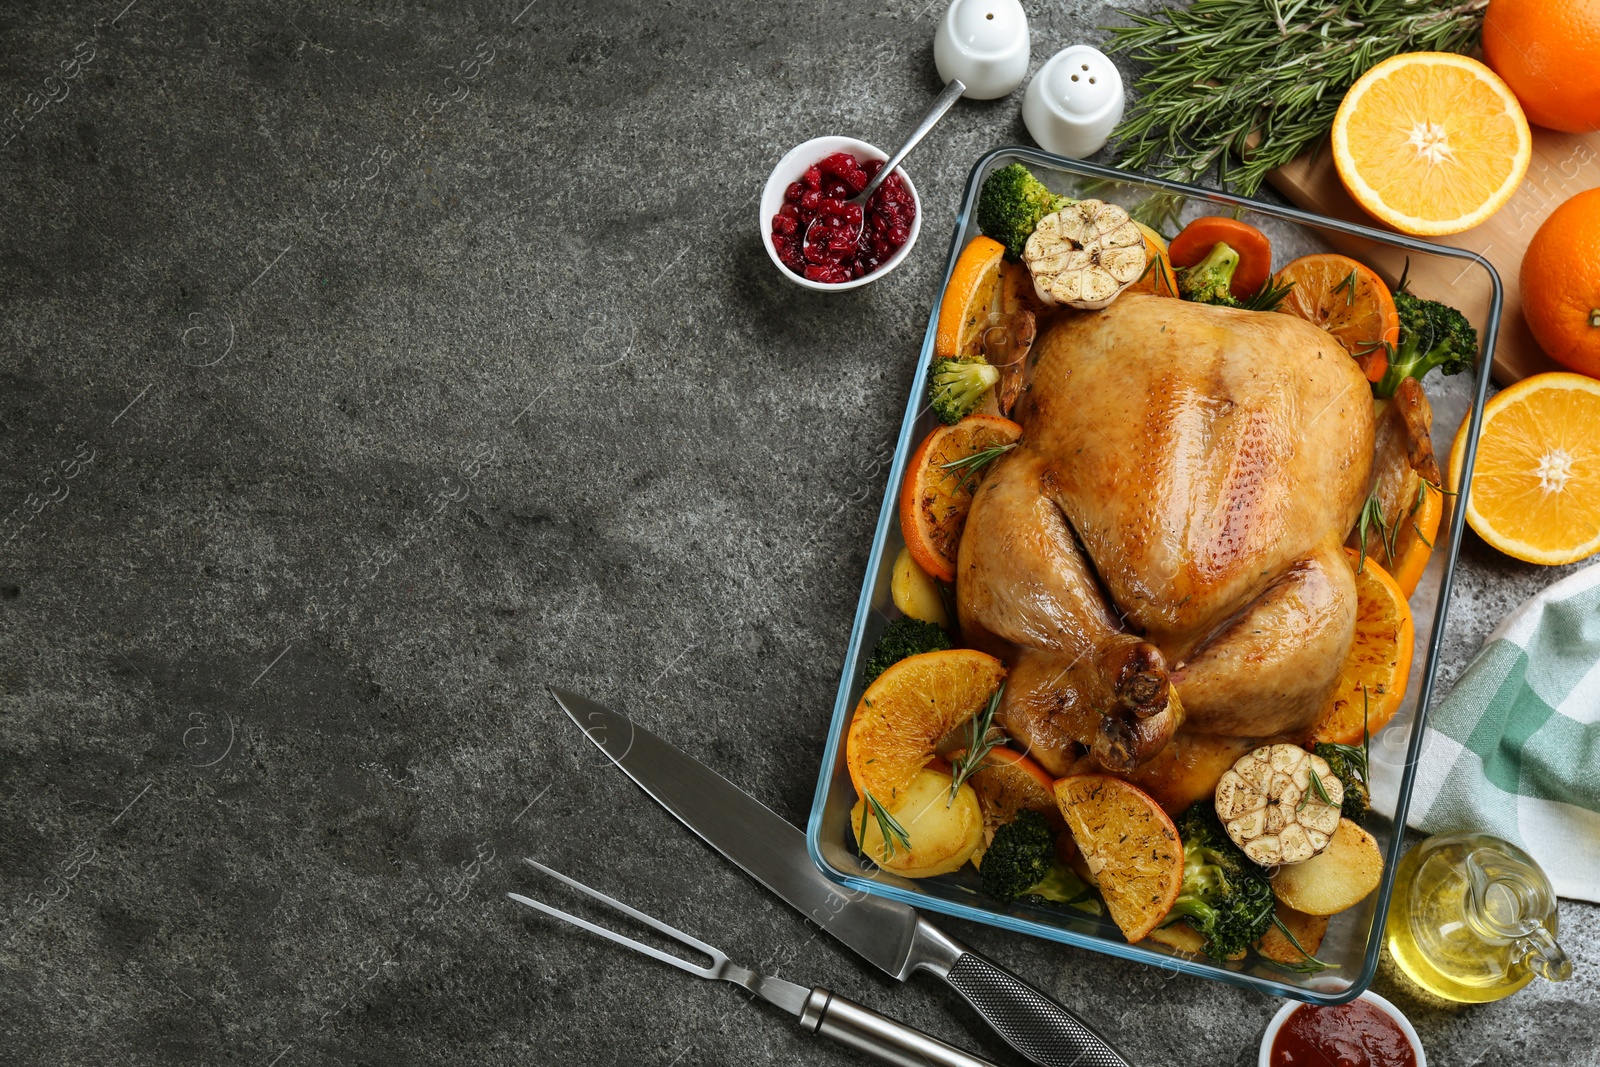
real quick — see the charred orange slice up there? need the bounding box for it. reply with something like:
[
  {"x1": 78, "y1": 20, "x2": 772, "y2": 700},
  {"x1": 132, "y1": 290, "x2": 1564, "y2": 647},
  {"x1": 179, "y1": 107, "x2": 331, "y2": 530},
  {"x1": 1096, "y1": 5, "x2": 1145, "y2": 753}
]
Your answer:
[
  {"x1": 899, "y1": 415, "x2": 1023, "y2": 583},
  {"x1": 1273, "y1": 254, "x2": 1400, "y2": 382},
  {"x1": 1387, "y1": 480, "x2": 1444, "y2": 598},
  {"x1": 1124, "y1": 223, "x2": 1178, "y2": 299},
  {"x1": 1053, "y1": 775, "x2": 1184, "y2": 943},
  {"x1": 957, "y1": 746, "x2": 1060, "y2": 866},
  {"x1": 1310, "y1": 551, "x2": 1414, "y2": 746},
  {"x1": 935, "y1": 236, "x2": 1010, "y2": 361},
  {"x1": 846, "y1": 648, "x2": 1006, "y2": 809}
]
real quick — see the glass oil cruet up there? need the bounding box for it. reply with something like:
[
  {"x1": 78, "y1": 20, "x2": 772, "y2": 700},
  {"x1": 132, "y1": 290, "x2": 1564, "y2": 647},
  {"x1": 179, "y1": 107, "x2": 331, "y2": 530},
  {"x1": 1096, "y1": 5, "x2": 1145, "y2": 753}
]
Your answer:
[{"x1": 1386, "y1": 832, "x2": 1573, "y2": 1002}]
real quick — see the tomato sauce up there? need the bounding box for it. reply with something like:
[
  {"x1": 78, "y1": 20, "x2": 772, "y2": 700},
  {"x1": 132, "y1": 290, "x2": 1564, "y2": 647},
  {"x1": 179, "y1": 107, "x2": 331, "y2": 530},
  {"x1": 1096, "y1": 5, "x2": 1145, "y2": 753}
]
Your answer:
[{"x1": 1271, "y1": 999, "x2": 1417, "y2": 1067}]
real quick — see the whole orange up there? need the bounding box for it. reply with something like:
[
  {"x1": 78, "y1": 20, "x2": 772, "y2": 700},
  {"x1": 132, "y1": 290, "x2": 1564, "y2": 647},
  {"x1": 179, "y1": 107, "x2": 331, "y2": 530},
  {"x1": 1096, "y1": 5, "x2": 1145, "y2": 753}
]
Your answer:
[
  {"x1": 1482, "y1": 0, "x2": 1600, "y2": 133},
  {"x1": 1520, "y1": 188, "x2": 1600, "y2": 377}
]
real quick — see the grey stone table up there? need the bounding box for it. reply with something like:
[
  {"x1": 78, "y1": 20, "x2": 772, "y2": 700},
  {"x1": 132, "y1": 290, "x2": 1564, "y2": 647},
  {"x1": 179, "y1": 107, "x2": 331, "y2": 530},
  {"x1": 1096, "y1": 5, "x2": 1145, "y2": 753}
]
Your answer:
[{"x1": 1, "y1": 2, "x2": 1594, "y2": 1065}]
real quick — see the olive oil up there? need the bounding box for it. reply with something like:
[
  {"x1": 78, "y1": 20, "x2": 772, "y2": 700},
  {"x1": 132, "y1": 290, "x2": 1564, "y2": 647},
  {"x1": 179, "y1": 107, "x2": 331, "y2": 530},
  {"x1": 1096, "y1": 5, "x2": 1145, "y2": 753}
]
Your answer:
[{"x1": 1385, "y1": 833, "x2": 1570, "y2": 1003}]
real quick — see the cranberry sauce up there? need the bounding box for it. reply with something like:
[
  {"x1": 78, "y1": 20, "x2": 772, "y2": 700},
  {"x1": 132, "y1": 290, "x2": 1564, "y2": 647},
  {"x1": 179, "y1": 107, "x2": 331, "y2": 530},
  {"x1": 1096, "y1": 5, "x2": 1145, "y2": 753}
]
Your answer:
[{"x1": 771, "y1": 152, "x2": 916, "y2": 284}]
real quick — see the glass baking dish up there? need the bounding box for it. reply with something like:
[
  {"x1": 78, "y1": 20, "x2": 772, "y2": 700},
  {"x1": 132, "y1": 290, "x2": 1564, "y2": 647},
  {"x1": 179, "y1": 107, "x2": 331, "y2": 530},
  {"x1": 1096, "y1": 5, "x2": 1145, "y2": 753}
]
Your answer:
[{"x1": 806, "y1": 146, "x2": 1502, "y2": 1005}]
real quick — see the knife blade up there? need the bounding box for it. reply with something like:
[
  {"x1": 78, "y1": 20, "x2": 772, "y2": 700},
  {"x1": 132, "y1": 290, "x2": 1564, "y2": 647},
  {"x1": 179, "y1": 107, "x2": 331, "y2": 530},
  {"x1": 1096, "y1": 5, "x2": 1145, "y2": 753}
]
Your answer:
[{"x1": 551, "y1": 687, "x2": 1134, "y2": 1067}]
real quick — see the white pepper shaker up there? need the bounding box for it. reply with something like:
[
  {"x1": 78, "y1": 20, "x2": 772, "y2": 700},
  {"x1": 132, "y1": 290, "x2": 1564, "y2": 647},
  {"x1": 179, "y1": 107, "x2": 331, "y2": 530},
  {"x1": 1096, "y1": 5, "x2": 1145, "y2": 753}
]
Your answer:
[
  {"x1": 933, "y1": 0, "x2": 1029, "y2": 101},
  {"x1": 1022, "y1": 45, "x2": 1125, "y2": 158}
]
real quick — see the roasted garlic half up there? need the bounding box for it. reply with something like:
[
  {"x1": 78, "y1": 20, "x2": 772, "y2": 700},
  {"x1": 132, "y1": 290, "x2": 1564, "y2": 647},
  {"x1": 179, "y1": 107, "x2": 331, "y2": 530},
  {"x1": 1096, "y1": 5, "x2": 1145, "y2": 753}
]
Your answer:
[
  {"x1": 1214, "y1": 744, "x2": 1344, "y2": 866},
  {"x1": 1022, "y1": 200, "x2": 1148, "y2": 310}
]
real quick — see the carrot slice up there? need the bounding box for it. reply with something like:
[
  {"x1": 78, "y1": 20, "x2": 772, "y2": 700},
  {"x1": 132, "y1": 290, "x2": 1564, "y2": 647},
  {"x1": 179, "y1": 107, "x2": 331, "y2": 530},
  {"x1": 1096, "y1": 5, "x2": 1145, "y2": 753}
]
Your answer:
[
  {"x1": 1168, "y1": 217, "x2": 1273, "y2": 300},
  {"x1": 1273, "y1": 254, "x2": 1400, "y2": 382}
]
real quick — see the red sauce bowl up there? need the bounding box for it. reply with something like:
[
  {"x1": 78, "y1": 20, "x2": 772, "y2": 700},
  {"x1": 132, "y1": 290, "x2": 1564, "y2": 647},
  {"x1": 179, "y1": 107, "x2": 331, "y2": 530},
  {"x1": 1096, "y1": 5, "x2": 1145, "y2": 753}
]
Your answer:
[
  {"x1": 1259, "y1": 992, "x2": 1425, "y2": 1067},
  {"x1": 759, "y1": 135, "x2": 922, "y2": 292}
]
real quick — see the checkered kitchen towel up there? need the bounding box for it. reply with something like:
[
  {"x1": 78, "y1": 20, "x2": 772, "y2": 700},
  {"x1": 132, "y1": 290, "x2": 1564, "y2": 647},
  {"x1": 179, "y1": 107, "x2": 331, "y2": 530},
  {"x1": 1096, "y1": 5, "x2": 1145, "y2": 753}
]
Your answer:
[{"x1": 1403, "y1": 562, "x2": 1600, "y2": 902}]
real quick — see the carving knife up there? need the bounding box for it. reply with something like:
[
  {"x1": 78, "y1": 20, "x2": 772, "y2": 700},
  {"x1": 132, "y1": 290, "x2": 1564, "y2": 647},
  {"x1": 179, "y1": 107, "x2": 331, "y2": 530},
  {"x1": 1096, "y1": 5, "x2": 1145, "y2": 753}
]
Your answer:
[{"x1": 551, "y1": 688, "x2": 1133, "y2": 1067}]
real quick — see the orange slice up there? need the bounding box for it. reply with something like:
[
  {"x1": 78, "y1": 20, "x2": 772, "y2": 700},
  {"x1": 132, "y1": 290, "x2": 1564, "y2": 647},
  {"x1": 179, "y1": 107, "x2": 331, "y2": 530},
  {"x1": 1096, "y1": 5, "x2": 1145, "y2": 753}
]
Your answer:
[
  {"x1": 959, "y1": 746, "x2": 1060, "y2": 866},
  {"x1": 1387, "y1": 481, "x2": 1444, "y2": 598},
  {"x1": 846, "y1": 648, "x2": 1006, "y2": 808},
  {"x1": 1273, "y1": 254, "x2": 1400, "y2": 381},
  {"x1": 1053, "y1": 775, "x2": 1183, "y2": 943},
  {"x1": 1331, "y1": 52, "x2": 1532, "y2": 237},
  {"x1": 935, "y1": 236, "x2": 1009, "y2": 361},
  {"x1": 1123, "y1": 222, "x2": 1178, "y2": 299},
  {"x1": 1448, "y1": 372, "x2": 1600, "y2": 566},
  {"x1": 1309, "y1": 551, "x2": 1414, "y2": 747},
  {"x1": 899, "y1": 414, "x2": 1024, "y2": 582}
]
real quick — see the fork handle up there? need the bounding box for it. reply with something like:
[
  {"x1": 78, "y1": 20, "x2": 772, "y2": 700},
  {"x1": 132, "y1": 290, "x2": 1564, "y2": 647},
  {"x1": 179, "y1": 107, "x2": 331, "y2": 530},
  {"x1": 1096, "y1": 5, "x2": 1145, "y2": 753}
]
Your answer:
[{"x1": 799, "y1": 987, "x2": 1001, "y2": 1067}]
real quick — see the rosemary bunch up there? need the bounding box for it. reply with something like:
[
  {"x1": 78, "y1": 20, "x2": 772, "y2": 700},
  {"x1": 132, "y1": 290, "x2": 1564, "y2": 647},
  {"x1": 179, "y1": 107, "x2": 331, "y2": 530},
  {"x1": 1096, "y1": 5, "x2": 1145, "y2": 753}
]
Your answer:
[{"x1": 1107, "y1": 0, "x2": 1489, "y2": 196}]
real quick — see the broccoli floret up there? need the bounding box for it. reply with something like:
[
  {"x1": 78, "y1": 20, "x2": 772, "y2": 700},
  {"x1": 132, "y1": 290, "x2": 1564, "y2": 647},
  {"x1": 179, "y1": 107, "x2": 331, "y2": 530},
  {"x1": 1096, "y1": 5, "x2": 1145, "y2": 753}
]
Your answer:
[
  {"x1": 1375, "y1": 291, "x2": 1477, "y2": 399},
  {"x1": 1176, "y1": 242, "x2": 1242, "y2": 306},
  {"x1": 1163, "y1": 805, "x2": 1275, "y2": 960},
  {"x1": 863, "y1": 617, "x2": 951, "y2": 684},
  {"x1": 928, "y1": 358, "x2": 1000, "y2": 425},
  {"x1": 979, "y1": 810, "x2": 1098, "y2": 912},
  {"x1": 1314, "y1": 742, "x2": 1371, "y2": 824},
  {"x1": 977, "y1": 163, "x2": 1072, "y2": 261}
]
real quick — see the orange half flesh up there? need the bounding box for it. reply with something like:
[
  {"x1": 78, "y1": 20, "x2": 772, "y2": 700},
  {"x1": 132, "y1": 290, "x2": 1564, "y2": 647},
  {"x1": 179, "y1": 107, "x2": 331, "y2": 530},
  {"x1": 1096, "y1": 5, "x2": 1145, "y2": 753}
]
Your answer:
[
  {"x1": 1449, "y1": 372, "x2": 1600, "y2": 565},
  {"x1": 1332, "y1": 53, "x2": 1531, "y2": 236}
]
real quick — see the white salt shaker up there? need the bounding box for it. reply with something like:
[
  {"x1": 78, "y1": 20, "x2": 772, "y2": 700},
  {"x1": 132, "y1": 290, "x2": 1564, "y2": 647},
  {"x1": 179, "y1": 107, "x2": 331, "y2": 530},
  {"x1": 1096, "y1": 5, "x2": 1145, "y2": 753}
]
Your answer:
[
  {"x1": 933, "y1": 0, "x2": 1029, "y2": 100},
  {"x1": 1023, "y1": 45, "x2": 1125, "y2": 158}
]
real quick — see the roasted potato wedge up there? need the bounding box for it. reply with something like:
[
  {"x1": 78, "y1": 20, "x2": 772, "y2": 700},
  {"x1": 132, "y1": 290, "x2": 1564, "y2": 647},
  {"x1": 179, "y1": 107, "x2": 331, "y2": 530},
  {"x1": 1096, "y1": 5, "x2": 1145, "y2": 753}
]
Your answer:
[
  {"x1": 851, "y1": 767, "x2": 983, "y2": 878},
  {"x1": 1255, "y1": 903, "x2": 1331, "y2": 965},
  {"x1": 1270, "y1": 818, "x2": 1383, "y2": 916},
  {"x1": 1145, "y1": 921, "x2": 1207, "y2": 955}
]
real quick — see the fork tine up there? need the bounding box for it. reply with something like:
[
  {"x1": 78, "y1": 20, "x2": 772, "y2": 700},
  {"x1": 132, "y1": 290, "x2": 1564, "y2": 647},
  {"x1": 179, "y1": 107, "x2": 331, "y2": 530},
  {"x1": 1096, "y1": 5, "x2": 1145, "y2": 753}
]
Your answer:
[
  {"x1": 506, "y1": 892, "x2": 718, "y2": 980},
  {"x1": 516, "y1": 858, "x2": 727, "y2": 967}
]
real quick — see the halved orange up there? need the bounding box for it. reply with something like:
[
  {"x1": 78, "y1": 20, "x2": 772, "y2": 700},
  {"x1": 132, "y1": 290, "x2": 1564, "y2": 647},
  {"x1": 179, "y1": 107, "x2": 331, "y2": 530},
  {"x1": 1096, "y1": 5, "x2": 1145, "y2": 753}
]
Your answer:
[
  {"x1": 1273, "y1": 254, "x2": 1401, "y2": 381},
  {"x1": 1309, "y1": 550, "x2": 1414, "y2": 746},
  {"x1": 958, "y1": 746, "x2": 1060, "y2": 866},
  {"x1": 935, "y1": 236, "x2": 1009, "y2": 361},
  {"x1": 899, "y1": 414, "x2": 1024, "y2": 583},
  {"x1": 1332, "y1": 52, "x2": 1532, "y2": 236},
  {"x1": 1448, "y1": 372, "x2": 1600, "y2": 565},
  {"x1": 846, "y1": 648, "x2": 1006, "y2": 808},
  {"x1": 1053, "y1": 775, "x2": 1183, "y2": 943}
]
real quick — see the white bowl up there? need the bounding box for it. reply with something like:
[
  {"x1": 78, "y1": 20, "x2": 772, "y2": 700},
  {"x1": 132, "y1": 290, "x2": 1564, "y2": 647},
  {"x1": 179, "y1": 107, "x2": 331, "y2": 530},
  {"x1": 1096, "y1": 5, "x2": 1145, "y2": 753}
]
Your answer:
[
  {"x1": 759, "y1": 135, "x2": 922, "y2": 292},
  {"x1": 1259, "y1": 991, "x2": 1426, "y2": 1067}
]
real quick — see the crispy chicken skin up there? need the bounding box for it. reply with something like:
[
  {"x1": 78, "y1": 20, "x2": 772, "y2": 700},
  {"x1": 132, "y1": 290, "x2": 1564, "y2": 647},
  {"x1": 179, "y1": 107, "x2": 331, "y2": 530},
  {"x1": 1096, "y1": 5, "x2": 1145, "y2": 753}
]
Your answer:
[{"x1": 957, "y1": 294, "x2": 1375, "y2": 780}]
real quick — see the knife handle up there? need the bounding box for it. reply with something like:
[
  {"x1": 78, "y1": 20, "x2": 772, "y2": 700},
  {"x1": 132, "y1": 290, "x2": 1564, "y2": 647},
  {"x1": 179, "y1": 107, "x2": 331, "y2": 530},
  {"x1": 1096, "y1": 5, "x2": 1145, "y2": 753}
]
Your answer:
[
  {"x1": 934, "y1": 950, "x2": 1133, "y2": 1067},
  {"x1": 798, "y1": 987, "x2": 1001, "y2": 1067}
]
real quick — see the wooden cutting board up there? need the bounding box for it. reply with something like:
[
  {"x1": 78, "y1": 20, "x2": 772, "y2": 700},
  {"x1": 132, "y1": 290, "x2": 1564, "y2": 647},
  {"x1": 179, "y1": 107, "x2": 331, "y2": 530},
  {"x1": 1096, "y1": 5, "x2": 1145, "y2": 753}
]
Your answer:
[{"x1": 1268, "y1": 130, "x2": 1600, "y2": 385}]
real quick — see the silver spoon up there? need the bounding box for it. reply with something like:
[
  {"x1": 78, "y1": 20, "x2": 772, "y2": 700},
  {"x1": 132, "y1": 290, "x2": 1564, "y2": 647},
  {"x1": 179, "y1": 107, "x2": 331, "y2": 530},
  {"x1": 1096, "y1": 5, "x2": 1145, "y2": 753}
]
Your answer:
[{"x1": 805, "y1": 78, "x2": 966, "y2": 248}]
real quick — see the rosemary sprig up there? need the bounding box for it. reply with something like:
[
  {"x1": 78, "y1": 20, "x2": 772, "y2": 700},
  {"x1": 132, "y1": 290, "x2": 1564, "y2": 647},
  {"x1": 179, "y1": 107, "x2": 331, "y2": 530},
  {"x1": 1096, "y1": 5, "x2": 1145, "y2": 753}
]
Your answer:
[
  {"x1": 1241, "y1": 276, "x2": 1295, "y2": 313},
  {"x1": 1106, "y1": 1, "x2": 1488, "y2": 196},
  {"x1": 1332, "y1": 269, "x2": 1359, "y2": 307},
  {"x1": 1268, "y1": 912, "x2": 1338, "y2": 973},
  {"x1": 1299, "y1": 764, "x2": 1336, "y2": 811},
  {"x1": 1354, "y1": 492, "x2": 1399, "y2": 573},
  {"x1": 858, "y1": 790, "x2": 912, "y2": 860},
  {"x1": 948, "y1": 685, "x2": 1005, "y2": 803},
  {"x1": 942, "y1": 443, "x2": 1017, "y2": 495},
  {"x1": 1409, "y1": 479, "x2": 1436, "y2": 549}
]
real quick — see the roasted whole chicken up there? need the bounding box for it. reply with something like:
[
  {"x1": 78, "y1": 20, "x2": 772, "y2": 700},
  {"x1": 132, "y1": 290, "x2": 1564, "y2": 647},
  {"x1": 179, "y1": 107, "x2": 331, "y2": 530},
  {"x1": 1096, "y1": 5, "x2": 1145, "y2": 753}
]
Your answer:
[{"x1": 957, "y1": 294, "x2": 1378, "y2": 807}]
